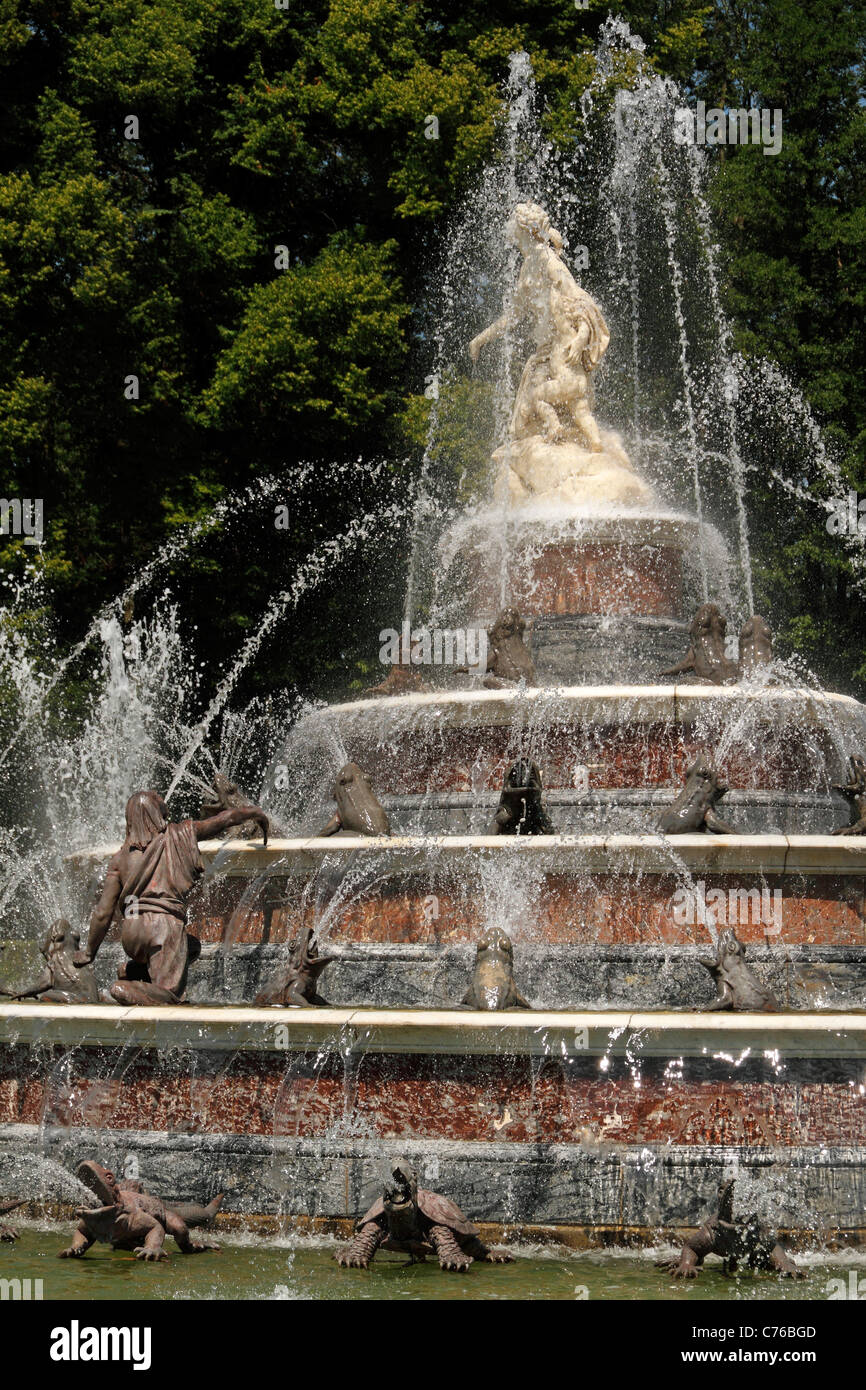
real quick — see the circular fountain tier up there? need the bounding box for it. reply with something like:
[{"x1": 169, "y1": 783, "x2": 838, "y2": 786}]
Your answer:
[
  {"x1": 438, "y1": 506, "x2": 718, "y2": 683},
  {"x1": 64, "y1": 829, "x2": 866, "y2": 1012},
  {"x1": 289, "y1": 683, "x2": 865, "y2": 837}
]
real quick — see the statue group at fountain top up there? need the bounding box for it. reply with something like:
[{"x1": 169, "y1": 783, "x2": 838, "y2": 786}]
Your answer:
[{"x1": 469, "y1": 201, "x2": 653, "y2": 510}]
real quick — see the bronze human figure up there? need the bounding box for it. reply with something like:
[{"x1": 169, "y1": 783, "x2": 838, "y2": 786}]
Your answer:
[{"x1": 74, "y1": 789, "x2": 268, "y2": 1005}]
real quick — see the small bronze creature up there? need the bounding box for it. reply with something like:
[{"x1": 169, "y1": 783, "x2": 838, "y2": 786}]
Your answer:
[
  {"x1": 0, "y1": 1199, "x2": 24, "y2": 1242},
  {"x1": 166, "y1": 1194, "x2": 224, "y2": 1230},
  {"x1": 100, "y1": 1175, "x2": 224, "y2": 1230},
  {"x1": 335, "y1": 1160, "x2": 513, "y2": 1272},
  {"x1": 698, "y1": 928, "x2": 778, "y2": 1012},
  {"x1": 483, "y1": 608, "x2": 537, "y2": 688},
  {"x1": 318, "y1": 762, "x2": 390, "y2": 837},
  {"x1": 364, "y1": 667, "x2": 430, "y2": 697},
  {"x1": 738, "y1": 615, "x2": 773, "y2": 677},
  {"x1": 659, "y1": 756, "x2": 736, "y2": 834},
  {"x1": 200, "y1": 771, "x2": 263, "y2": 839},
  {"x1": 493, "y1": 758, "x2": 554, "y2": 835},
  {"x1": 832, "y1": 755, "x2": 866, "y2": 835},
  {"x1": 656, "y1": 1179, "x2": 803, "y2": 1280},
  {"x1": 253, "y1": 926, "x2": 335, "y2": 1007},
  {"x1": 58, "y1": 1161, "x2": 218, "y2": 1262},
  {"x1": 0, "y1": 919, "x2": 99, "y2": 1005},
  {"x1": 460, "y1": 927, "x2": 530, "y2": 1011},
  {"x1": 660, "y1": 603, "x2": 738, "y2": 685}
]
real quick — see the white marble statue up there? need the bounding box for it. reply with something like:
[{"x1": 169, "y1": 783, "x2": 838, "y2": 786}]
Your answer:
[{"x1": 469, "y1": 201, "x2": 653, "y2": 509}]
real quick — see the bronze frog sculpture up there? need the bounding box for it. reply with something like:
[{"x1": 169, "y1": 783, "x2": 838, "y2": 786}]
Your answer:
[
  {"x1": 0, "y1": 919, "x2": 99, "y2": 1005},
  {"x1": 318, "y1": 762, "x2": 390, "y2": 837},
  {"x1": 482, "y1": 608, "x2": 537, "y2": 688},
  {"x1": 58, "y1": 1161, "x2": 219, "y2": 1262},
  {"x1": 364, "y1": 667, "x2": 430, "y2": 697},
  {"x1": 493, "y1": 758, "x2": 554, "y2": 835},
  {"x1": 833, "y1": 755, "x2": 866, "y2": 835},
  {"x1": 200, "y1": 771, "x2": 265, "y2": 839},
  {"x1": 460, "y1": 927, "x2": 530, "y2": 1011},
  {"x1": 254, "y1": 926, "x2": 335, "y2": 1007},
  {"x1": 698, "y1": 928, "x2": 779, "y2": 1012},
  {"x1": 335, "y1": 1160, "x2": 513, "y2": 1272},
  {"x1": 659, "y1": 756, "x2": 736, "y2": 834},
  {"x1": 738, "y1": 615, "x2": 773, "y2": 677},
  {"x1": 656, "y1": 1179, "x2": 803, "y2": 1280},
  {"x1": 660, "y1": 603, "x2": 738, "y2": 685}
]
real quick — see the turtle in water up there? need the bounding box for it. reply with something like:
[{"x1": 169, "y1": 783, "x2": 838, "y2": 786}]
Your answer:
[{"x1": 335, "y1": 1160, "x2": 513, "y2": 1272}]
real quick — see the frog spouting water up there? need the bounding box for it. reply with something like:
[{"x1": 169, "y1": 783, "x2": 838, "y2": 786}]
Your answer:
[
  {"x1": 659, "y1": 756, "x2": 736, "y2": 834},
  {"x1": 460, "y1": 927, "x2": 530, "y2": 1011},
  {"x1": 318, "y1": 762, "x2": 390, "y2": 837},
  {"x1": 698, "y1": 928, "x2": 779, "y2": 1012},
  {"x1": 493, "y1": 758, "x2": 554, "y2": 835},
  {"x1": 254, "y1": 926, "x2": 335, "y2": 1007},
  {"x1": 660, "y1": 603, "x2": 738, "y2": 685},
  {"x1": 738, "y1": 614, "x2": 774, "y2": 677}
]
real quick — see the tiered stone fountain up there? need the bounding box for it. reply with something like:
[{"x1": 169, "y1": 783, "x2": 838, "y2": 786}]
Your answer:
[{"x1": 2, "y1": 198, "x2": 865, "y2": 1249}]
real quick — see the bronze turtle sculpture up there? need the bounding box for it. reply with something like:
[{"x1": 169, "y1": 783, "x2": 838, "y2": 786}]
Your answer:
[{"x1": 335, "y1": 1161, "x2": 513, "y2": 1272}]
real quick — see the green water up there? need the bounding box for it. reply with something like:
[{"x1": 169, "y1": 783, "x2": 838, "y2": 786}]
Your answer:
[{"x1": 2, "y1": 1226, "x2": 855, "y2": 1300}]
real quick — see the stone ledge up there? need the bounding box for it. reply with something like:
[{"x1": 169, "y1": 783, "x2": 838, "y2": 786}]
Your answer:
[
  {"x1": 2, "y1": 1002, "x2": 866, "y2": 1056},
  {"x1": 2, "y1": 1127, "x2": 863, "y2": 1231},
  {"x1": 67, "y1": 832, "x2": 866, "y2": 876}
]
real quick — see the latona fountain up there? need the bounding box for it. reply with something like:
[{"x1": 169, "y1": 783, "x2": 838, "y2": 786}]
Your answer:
[{"x1": 1, "y1": 28, "x2": 865, "y2": 1278}]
